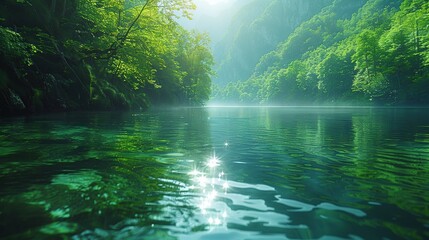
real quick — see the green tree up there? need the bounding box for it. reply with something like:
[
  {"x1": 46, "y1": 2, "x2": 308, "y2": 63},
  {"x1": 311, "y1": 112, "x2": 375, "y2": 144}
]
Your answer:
[
  {"x1": 317, "y1": 52, "x2": 354, "y2": 100},
  {"x1": 178, "y1": 31, "x2": 214, "y2": 105},
  {"x1": 1, "y1": 0, "x2": 215, "y2": 114},
  {"x1": 351, "y1": 29, "x2": 390, "y2": 100},
  {"x1": 379, "y1": 0, "x2": 429, "y2": 103}
]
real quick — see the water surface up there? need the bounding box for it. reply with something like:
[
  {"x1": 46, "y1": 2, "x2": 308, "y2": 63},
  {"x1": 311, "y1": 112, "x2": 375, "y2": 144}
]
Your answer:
[{"x1": 0, "y1": 107, "x2": 428, "y2": 239}]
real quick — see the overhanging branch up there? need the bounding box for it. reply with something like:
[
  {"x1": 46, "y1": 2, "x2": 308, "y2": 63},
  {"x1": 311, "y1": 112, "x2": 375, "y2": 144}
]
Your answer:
[{"x1": 83, "y1": 0, "x2": 153, "y2": 60}]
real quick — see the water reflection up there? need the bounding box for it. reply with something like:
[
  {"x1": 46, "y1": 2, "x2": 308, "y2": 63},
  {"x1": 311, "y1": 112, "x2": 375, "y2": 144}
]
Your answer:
[
  {"x1": 0, "y1": 108, "x2": 429, "y2": 239},
  {"x1": 206, "y1": 107, "x2": 429, "y2": 239},
  {"x1": 188, "y1": 149, "x2": 229, "y2": 227},
  {"x1": 0, "y1": 110, "x2": 213, "y2": 239}
]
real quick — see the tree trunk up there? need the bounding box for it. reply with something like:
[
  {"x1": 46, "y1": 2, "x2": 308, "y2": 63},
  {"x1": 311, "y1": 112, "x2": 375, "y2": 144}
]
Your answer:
[
  {"x1": 61, "y1": 0, "x2": 67, "y2": 17},
  {"x1": 51, "y1": 0, "x2": 57, "y2": 13}
]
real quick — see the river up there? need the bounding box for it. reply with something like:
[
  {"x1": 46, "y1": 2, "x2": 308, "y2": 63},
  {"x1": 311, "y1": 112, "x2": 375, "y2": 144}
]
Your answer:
[{"x1": 0, "y1": 107, "x2": 428, "y2": 239}]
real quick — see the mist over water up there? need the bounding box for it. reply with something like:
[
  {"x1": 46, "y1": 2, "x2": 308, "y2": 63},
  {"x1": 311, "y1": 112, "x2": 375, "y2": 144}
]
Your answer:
[{"x1": 182, "y1": 0, "x2": 429, "y2": 106}]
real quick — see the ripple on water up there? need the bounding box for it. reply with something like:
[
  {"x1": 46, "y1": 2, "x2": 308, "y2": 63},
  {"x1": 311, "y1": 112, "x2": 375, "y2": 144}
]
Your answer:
[
  {"x1": 51, "y1": 170, "x2": 102, "y2": 191},
  {"x1": 184, "y1": 177, "x2": 368, "y2": 239},
  {"x1": 276, "y1": 196, "x2": 366, "y2": 217}
]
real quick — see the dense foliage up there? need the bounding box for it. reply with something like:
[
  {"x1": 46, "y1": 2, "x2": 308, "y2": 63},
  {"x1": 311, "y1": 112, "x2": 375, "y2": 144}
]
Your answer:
[
  {"x1": 213, "y1": 0, "x2": 334, "y2": 86},
  {"x1": 213, "y1": 0, "x2": 429, "y2": 105},
  {"x1": 0, "y1": 0, "x2": 213, "y2": 114}
]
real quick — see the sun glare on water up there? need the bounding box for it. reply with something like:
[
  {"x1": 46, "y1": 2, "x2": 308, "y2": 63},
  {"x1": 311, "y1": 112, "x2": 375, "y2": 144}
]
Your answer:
[{"x1": 187, "y1": 147, "x2": 229, "y2": 226}]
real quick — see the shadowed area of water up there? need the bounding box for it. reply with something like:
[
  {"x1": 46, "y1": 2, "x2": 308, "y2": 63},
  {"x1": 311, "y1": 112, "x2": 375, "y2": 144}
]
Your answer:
[{"x1": 0, "y1": 107, "x2": 428, "y2": 239}]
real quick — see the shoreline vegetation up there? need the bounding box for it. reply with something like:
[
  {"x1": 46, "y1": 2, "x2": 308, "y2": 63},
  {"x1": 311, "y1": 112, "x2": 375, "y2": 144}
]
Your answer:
[
  {"x1": 1, "y1": 0, "x2": 429, "y2": 116},
  {"x1": 0, "y1": 0, "x2": 213, "y2": 116},
  {"x1": 212, "y1": 0, "x2": 429, "y2": 106}
]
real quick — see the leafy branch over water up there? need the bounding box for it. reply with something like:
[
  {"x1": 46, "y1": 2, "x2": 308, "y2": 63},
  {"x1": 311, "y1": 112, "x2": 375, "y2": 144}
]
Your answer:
[{"x1": 0, "y1": 0, "x2": 213, "y2": 114}]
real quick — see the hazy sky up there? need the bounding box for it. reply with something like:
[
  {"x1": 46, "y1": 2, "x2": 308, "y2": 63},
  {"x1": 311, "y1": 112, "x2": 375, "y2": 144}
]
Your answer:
[
  {"x1": 179, "y1": 0, "x2": 245, "y2": 46},
  {"x1": 201, "y1": 0, "x2": 230, "y2": 6},
  {"x1": 191, "y1": 0, "x2": 236, "y2": 18}
]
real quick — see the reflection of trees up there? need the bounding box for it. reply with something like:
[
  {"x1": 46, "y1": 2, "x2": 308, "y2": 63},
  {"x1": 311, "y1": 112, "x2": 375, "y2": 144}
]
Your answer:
[
  {"x1": 260, "y1": 108, "x2": 429, "y2": 234},
  {"x1": 0, "y1": 109, "x2": 212, "y2": 238},
  {"x1": 345, "y1": 109, "x2": 429, "y2": 238},
  {"x1": 74, "y1": 109, "x2": 212, "y2": 232},
  {"x1": 349, "y1": 110, "x2": 429, "y2": 213},
  {"x1": 260, "y1": 108, "x2": 357, "y2": 203}
]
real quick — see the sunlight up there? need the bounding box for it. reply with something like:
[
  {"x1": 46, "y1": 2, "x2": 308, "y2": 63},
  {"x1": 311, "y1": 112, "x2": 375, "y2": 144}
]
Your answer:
[
  {"x1": 187, "y1": 148, "x2": 229, "y2": 227},
  {"x1": 198, "y1": 175, "x2": 208, "y2": 188},
  {"x1": 188, "y1": 168, "x2": 202, "y2": 176},
  {"x1": 203, "y1": 0, "x2": 229, "y2": 6},
  {"x1": 222, "y1": 181, "x2": 229, "y2": 191},
  {"x1": 207, "y1": 153, "x2": 220, "y2": 168}
]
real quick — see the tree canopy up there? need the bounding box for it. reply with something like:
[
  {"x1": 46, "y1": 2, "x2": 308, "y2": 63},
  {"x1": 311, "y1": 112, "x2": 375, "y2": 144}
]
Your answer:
[
  {"x1": 0, "y1": 0, "x2": 214, "y2": 114},
  {"x1": 213, "y1": 0, "x2": 429, "y2": 106}
]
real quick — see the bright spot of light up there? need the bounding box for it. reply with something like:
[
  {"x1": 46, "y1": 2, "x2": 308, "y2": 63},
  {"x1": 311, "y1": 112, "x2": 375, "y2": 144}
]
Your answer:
[
  {"x1": 203, "y1": 0, "x2": 229, "y2": 6},
  {"x1": 189, "y1": 169, "x2": 202, "y2": 176},
  {"x1": 187, "y1": 147, "x2": 229, "y2": 227},
  {"x1": 208, "y1": 189, "x2": 217, "y2": 200},
  {"x1": 198, "y1": 175, "x2": 208, "y2": 188},
  {"x1": 222, "y1": 181, "x2": 229, "y2": 191},
  {"x1": 222, "y1": 210, "x2": 227, "y2": 219},
  {"x1": 208, "y1": 217, "x2": 222, "y2": 225},
  {"x1": 207, "y1": 155, "x2": 220, "y2": 168}
]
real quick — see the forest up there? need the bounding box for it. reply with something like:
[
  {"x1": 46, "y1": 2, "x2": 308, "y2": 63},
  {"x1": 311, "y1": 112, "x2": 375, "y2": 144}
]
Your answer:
[
  {"x1": 1, "y1": 0, "x2": 429, "y2": 115},
  {"x1": 1, "y1": 1, "x2": 429, "y2": 239},
  {"x1": 0, "y1": 0, "x2": 213, "y2": 115},
  {"x1": 212, "y1": 0, "x2": 429, "y2": 106}
]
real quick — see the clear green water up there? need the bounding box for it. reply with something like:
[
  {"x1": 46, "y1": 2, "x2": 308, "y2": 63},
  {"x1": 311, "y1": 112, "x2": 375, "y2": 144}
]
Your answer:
[{"x1": 1, "y1": 107, "x2": 429, "y2": 239}]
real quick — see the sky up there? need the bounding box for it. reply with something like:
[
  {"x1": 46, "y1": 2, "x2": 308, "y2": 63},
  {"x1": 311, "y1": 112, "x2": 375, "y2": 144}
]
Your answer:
[
  {"x1": 178, "y1": 0, "x2": 246, "y2": 46},
  {"x1": 192, "y1": 0, "x2": 235, "y2": 17},
  {"x1": 203, "y1": 0, "x2": 230, "y2": 6}
]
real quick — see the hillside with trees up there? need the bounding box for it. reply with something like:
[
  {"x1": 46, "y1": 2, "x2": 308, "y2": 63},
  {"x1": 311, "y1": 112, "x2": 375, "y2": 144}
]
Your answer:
[
  {"x1": 0, "y1": 0, "x2": 214, "y2": 115},
  {"x1": 213, "y1": 0, "x2": 429, "y2": 106},
  {"x1": 213, "y1": 0, "x2": 335, "y2": 86}
]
